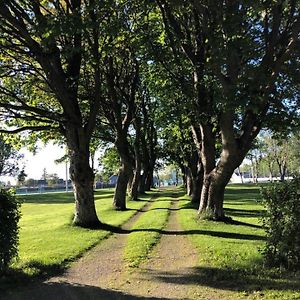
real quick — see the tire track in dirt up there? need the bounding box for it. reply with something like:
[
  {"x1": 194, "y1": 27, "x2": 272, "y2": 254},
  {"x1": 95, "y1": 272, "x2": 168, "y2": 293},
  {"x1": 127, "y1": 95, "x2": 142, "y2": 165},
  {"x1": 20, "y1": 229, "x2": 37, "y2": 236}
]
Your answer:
[
  {"x1": 115, "y1": 194, "x2": 200, "y2": 300},
  {"x1": 48, "y1": 195, "x2": 158, "y2": 288}
]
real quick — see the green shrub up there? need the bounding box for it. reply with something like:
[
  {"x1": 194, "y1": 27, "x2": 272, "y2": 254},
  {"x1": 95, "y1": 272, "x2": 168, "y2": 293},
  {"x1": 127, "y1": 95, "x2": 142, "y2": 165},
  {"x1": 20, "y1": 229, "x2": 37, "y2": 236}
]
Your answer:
[
  {"x1": 0, "y1": 189, "x2": 21, "y2": 274},
  {"x1": 261, "y1": 178, "x2": 300, "y2": 270}
]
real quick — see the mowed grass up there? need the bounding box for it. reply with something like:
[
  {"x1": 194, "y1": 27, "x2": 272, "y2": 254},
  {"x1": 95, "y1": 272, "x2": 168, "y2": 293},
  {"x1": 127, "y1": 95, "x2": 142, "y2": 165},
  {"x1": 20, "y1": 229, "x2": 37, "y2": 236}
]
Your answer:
[
  {"x1": 14, "y1": 189, "x2": 153, "y2": 276},
  {"x1": 124, "y1": 190, "x2": 175, "y2": 268},
  {"x1": 178, "y1": 184, "x2": 300, "y2": 300}
]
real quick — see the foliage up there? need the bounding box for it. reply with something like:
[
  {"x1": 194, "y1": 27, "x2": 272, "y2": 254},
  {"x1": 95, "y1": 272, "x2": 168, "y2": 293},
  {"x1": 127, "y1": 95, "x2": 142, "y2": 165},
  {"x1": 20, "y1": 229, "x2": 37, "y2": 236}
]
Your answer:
[
  {"x1": 98, "y1": 147, "x2": 120, "y2": 182},
  {"x1": 242, "y1": 132, "x2": 300, "y2": 181},
  {"x1": 0, "y1": 189, "x2": 21, "y2": 274},
  {"x1": 0, "y1": 136, "x2": 23, "y2": 177},
  {"x1": 261, "y1": 178, "x2": 300, "y2": 270},
  {"x1": 17, "y1": 169, "x2": 27, "y2": 186},
  {"x1": 40, "y1": 169, "x2": 60, "y2": 186}
]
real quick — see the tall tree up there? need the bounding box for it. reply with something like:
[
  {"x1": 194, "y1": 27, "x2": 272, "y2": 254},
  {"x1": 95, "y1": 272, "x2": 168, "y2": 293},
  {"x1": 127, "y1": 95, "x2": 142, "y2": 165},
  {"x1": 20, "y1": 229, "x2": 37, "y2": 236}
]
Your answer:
[
  {"x1": 0, "y1": 136, "x2": 23, "y2": 177},
  {"x1": 156, "y1": 0, "x2": 300, "y2": 219},
  {"x1": 0, "y1": 1, "x2": 115, "y2": 227}
]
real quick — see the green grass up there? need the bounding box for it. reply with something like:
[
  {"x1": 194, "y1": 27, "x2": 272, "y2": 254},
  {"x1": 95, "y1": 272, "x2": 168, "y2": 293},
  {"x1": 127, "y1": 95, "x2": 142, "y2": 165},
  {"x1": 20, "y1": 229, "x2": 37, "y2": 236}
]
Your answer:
[
  {"x1": 13, "y1": 189, "x2": 153, "y2": 277},
  {"x1": 178, "y1": 184, "x2": 300, "y2": 300},
  {"x1": 123, "y1": 190, "x2": 175, "y2": 268}
]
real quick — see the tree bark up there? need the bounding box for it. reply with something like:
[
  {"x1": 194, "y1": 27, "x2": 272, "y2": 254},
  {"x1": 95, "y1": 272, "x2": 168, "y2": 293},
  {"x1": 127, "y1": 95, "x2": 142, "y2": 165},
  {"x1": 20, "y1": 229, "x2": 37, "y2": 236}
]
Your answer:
[
  {"x1": 198, "y1": 113, "x2": 256, "y2": 220},
  {"x1": 129, "y1": 118, "x2": 142, "y2": 200},
  {"x1": 113, "y1": 159, "x2": 133, "y2": 210},
  {"x1": 191, "y1": 167, "x2": 203, "y2": 204},
  {"x1": 198, "y1": 123, "x2": 216, "y2": 213},
  {"x1": 186, "y1": 169, "x2": 193, "y2": 196},
  {"x1": 198, "y1": 157, "x2": 239, "y2": 219},
  {"x1": 130, "y1": 168, "x2": 141, "y2": 200},
  {"x1": 66, "y1": 128, "x2": 100, "y2": 227},
  {"x1": 145, "y1": 164, "x2": 154, "y2": 191},
  {"x1": 139, "y1": 158, "x2": 150, "y2": 194},
  {"x1": 187, "y1": 148, "x2": 203, "y2": 204},
  {"x1": 113, "y1": 134, "x2": 134, "y2": 210}
]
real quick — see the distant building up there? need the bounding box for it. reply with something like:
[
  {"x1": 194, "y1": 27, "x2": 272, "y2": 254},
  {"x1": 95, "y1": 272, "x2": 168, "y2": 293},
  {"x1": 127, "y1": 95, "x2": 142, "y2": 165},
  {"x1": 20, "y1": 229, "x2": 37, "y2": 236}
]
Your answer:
[{"x1": 109, "y1": 175, "x2": 118, "y2": 186}]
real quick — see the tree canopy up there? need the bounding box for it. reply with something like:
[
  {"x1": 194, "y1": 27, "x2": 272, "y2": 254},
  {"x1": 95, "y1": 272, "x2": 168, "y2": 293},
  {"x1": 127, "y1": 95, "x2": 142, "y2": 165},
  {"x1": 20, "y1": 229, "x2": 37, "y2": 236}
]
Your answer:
[{"x1": 0, "y1": 0, "x2": 299, "y2": 225}]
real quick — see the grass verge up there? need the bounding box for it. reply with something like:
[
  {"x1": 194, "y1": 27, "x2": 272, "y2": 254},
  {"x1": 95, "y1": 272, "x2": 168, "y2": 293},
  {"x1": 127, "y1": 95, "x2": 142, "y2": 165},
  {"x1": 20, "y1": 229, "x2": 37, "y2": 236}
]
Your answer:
[
  {"x1": 123, "y1": 190, "x2": 175, "y2": 268},
  {"x1": 178, "y1": 184, "x2": 300, "y2": 300},
  {"x1": 9, "y1": 189, "x2": 154, "y2": 279}
]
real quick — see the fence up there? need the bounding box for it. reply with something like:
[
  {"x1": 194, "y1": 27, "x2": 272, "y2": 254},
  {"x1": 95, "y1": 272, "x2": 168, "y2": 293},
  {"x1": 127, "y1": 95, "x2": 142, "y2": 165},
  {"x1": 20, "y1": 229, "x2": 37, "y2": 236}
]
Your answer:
[{"x1": 15, "y1": 182, "x2": 116, "y2": 195}]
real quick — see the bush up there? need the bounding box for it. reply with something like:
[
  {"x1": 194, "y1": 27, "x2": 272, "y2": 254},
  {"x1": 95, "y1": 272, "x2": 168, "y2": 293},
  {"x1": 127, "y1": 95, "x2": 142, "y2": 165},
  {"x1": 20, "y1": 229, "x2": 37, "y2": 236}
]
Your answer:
[
  {"x1": 261, "y1": 178, "x2": 300, "y2": 270},
  {"x1": 0, "y1": 189, "x2": 21, "y2": 274}
]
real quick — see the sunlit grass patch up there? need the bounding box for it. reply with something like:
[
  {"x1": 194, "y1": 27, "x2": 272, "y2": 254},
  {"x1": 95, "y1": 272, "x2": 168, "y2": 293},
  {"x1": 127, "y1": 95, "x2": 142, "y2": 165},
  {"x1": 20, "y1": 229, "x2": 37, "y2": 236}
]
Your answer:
[
  {"x1": 178, "y1": 184, "x2": 300, "y2": 299},
  {"x1": 13, "y1": 189, "x2": 153, "y2": 277}
]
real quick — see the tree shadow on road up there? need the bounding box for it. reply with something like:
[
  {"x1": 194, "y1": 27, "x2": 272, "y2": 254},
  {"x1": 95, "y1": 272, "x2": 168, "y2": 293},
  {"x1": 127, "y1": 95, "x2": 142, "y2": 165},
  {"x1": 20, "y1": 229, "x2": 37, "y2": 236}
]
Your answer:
[
  {"x1": 1, "y1": 281, "x2": 173, "y2": 300},
  {"x1": 100, "y1": 223, "x2": 266, "y2": 240},
  {"x1": 143, "y1": 266, "x2": 300, "y2": 295}
]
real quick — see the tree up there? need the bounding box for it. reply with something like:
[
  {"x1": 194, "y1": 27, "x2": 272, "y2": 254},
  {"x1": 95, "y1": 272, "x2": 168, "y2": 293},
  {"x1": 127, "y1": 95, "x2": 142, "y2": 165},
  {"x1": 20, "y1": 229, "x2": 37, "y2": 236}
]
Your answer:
[
  {"x1": 24, "y1": 178, "x2": 35, "y2": 187},
  {"x1": 0, "y1": 1, "x2": 123, "y2": 227},
  {"x1": 246, "y1": 139, "x2": 264, "y2": 183},
  {"x1": 98, "y1": 147, "x2": 120, "y2": 183},
  {"x1": 0, "y1": 135, "x2": 23, "y2": 177},
  {"x1": 257, "y1": 132, "x2": 300, "y2": 181},
  {"x1": 47, "y1": 173, "x2": 60, "y2": 186},
  {"x1": 41, "y1": 168, "x2": 48, "y2": 182},
  {"x1": 155, "y1": 1, "x2": 300, "y2": 219},
  {"x1": 17, "y1": 169, "x2": 27, "y2": 186}
]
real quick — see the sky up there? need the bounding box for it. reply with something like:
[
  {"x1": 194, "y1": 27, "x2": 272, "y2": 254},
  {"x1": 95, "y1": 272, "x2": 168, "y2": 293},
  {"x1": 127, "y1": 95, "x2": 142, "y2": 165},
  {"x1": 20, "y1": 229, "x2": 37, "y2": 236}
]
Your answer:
[
  {"x1": 0, "y1": 143, "x2": 67, "y2": 184},
  {"x1": 21, "y1": 143, "x2": 67, "y2": 179},
  {"x1": 0, "y1": 142, "x2": 103, "y2": 185}
]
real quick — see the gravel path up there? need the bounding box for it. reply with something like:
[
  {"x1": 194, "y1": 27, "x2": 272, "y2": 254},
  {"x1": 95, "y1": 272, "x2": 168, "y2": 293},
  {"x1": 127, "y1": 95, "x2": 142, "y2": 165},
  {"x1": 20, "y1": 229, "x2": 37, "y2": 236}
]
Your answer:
[{"x1": 114, "y1": 197, "x2": 200, "y2": 300}]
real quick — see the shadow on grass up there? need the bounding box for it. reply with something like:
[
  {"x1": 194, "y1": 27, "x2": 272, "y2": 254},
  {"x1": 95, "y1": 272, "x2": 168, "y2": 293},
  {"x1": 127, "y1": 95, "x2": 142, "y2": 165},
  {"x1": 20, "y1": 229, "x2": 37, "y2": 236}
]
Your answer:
[
  {"x1": 224, "y1": 207, "x2": 265, "y2": 218},
  {"x1": 0, "y1": 281, "x2": 171, "y2": 300},
  {"x1": 0, "y1": 261, "x2": 66, "y2": 293},
  {"x1": 143, "y1": 266, "x2": 300, "y2": 294},
  {"x1": 100, "y1": 223, "x2": 266, "y2": 241},
  {"x1": 224, "y1": 219, "x2": 263, "y2": 229}
]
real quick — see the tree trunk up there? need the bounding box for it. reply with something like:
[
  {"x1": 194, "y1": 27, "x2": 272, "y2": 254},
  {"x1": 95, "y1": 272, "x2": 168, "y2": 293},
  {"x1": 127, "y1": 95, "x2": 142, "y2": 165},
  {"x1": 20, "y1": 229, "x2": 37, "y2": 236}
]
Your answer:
[
  {"x1": 198, "y1": 144, "x2": 248, "y2": 220},
  {"x1": 180, "y1": 165, "x2": 187, "y2": 189},
  {"x1": 129, "y1": 117, "x2": 142, "y2": 200},
  {"x1": 145, "y1": 165, "x2": 154, "y2": 191},
  {"x1": 198, "y1": 160, "x2": 236, "y2": 220},
  {"x1": 67, "y1": 130, "x2": 100, "y2": 228},
  {"x1": 237, "y1": 167, "x2": 244, "y2": 183},
  {"x1": 129, "y1": 168, "x2": 140, "y2": 200},
  {"x1": 186, "y1": 169, "x2": 193, "y2": 196},
  {"x1": 279, "y1": 163, "x2": 287, "y2": 182},
  {"x1": 187, "y1": 149, "x2": 203, "y2": 204},
  {"x1": 138, "y1": 162, "x2": 149, "y2": 194},
  {"x1": 198, "y1": 123, "x2": 216, "y2": 213},
  {"x1": 191, "y1": 168, "x2": 203, "y2": 204},
  {"x1": 113, "y1": 160, "x2": 132, "y2": 210},
  {"x1": 113, "y1": 132, "x2": 134, "y2": 210}
]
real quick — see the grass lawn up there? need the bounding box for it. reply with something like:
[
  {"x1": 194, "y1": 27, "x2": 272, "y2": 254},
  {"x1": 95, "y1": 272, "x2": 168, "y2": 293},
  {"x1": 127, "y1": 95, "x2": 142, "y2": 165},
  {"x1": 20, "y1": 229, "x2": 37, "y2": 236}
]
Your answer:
[
  {"x1": 178, "y1": 184, "x2": 300, "y2": 300},
  {"x1": 3, "y1": 184, "x2": 300, "y2": 299},
  {"x1": 13, "y1": 189, "x2": 153, "y2": 277}
]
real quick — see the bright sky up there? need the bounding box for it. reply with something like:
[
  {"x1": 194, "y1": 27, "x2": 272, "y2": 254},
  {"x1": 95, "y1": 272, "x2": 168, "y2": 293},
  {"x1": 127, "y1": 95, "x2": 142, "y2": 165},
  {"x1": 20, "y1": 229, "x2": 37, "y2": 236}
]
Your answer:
[
  {"x1": 0, "y1": 142, "x2": 103, "y2": 185},
  {"x1": 21, "y1": 143, "x2": 67, "y2": 179},
  {"x1": 0, "y1": 143, "x2": 66, "y2": 184}
]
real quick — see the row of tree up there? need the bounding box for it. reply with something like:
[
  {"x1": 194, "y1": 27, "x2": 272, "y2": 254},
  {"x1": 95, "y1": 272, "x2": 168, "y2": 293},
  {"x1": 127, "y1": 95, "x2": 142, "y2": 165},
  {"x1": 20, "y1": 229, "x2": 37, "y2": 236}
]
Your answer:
[
  {"x1": 244, "y1": 133, "x2": 300, "y2": 182},
  {"x1": 0, "y1": 1, "x2": 299, "y2": 227}
]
